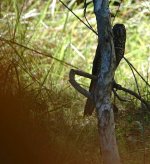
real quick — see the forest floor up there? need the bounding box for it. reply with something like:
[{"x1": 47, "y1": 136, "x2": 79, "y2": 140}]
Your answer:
[{"x1": 0, "y1": 0, "x2": 150, "y2": 163}]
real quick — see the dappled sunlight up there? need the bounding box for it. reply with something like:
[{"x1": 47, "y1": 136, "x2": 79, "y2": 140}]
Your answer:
[{"x1": 0, "y1": 0, "x2": 150, "y2": 163}]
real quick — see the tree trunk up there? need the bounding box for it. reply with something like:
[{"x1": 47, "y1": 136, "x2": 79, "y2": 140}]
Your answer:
[{"x1": 93, "y1": 0, "x2": 121, "y2": 163}]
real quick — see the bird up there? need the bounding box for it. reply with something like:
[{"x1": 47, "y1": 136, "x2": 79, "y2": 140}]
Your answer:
[
  {"x1": 84, "y1": 23, "x2": 126, "y2": 116},
  {"x1": 113, "y1": 24, "x2": 126, "y2": 68}
]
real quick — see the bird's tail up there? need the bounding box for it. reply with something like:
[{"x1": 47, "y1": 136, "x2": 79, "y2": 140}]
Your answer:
[
  {"x1": 84, "y1": 98, "x2": 95, "y2": 116},
  {"x1": 84, "y1": 80, "x2": 96, "y2": 116}
]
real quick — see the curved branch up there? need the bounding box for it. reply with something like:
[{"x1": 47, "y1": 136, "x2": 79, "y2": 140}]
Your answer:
[{"x1": 69, "y1": 69, "x2": 96, "y2": 99}]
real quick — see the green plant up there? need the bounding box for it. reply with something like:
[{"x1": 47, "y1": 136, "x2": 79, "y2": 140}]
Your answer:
[{"x1": 0, "y1": 0, "x2": 150, "y2": 163}]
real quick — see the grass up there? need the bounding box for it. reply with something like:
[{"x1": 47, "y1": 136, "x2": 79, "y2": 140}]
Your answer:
[{"x1": 0, "y1": 0, "x2": 150, "y2": 163}]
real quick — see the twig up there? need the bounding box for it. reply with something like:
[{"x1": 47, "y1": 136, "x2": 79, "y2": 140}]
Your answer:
[
  {"x1": 124, "y1": 57, "x2": 150, "y2": 87},
  {"x1": 83, "y1": 0, "x2": 97, "y2": 34},
  {"x1": 112, "y1": 89, "x2": 129, "y2": 102},
  {"x1": 69, "y1": 69, "x2": 96, "y2": 99},
  {"x1": 113, "y1": 82, "x2": 150, "y2": 109},
  {"x1": 59, "y1": 0, "x2": 97, "y2": 35},
  {"x1": 0, "y1": 37, "x2": 78, "y2": 69}
]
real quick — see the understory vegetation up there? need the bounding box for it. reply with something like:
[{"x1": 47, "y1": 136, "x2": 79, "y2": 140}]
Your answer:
[{"x1": 0, "y1": 0, "x2": 150, "y2": 163}]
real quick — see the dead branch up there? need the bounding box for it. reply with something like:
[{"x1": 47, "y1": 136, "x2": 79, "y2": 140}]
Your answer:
[{"x1": 69, "y1": 69, "x2": 149, "y2": 110}]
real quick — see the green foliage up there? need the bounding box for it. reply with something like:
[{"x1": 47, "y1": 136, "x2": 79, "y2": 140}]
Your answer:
[{"x1": 0, "y1": 0, "x2": 150, "y2": 163}]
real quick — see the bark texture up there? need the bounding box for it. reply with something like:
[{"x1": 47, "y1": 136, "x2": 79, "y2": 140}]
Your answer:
[{"x1": 93, "y1": 0, "x2": 121, "y2": 163}]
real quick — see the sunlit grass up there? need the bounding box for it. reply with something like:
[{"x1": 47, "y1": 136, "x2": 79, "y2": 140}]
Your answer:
[{"x1": 0, "y1": 0, "x2": 150, "y2": 163}]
